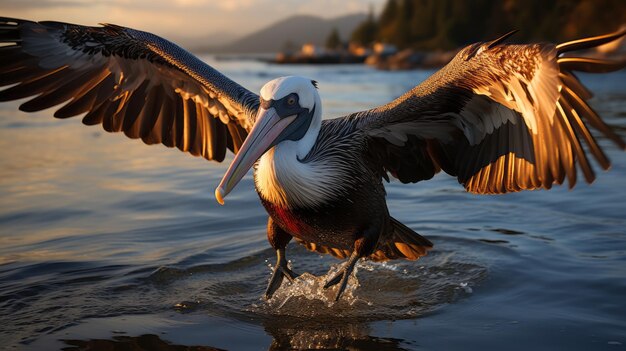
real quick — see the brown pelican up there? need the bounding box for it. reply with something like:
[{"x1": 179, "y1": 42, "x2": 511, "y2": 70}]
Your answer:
[{"x1": 1, "y1": 18, "x2": 625, "y2": 301}]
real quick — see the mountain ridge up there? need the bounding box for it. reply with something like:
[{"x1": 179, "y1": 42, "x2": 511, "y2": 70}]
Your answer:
[{"x1": 193, "y1": 13, "x2": 366, "y2": 53}]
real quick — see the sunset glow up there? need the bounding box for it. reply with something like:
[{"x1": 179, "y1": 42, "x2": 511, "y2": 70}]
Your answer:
[{"x1": 1, "y1": 0, "x2": 385, "y2": 47}]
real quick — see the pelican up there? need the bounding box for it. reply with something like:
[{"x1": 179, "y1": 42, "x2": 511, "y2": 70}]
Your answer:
[{"x1": 1, "y1": 17, "x2": 625, "y2": 301}]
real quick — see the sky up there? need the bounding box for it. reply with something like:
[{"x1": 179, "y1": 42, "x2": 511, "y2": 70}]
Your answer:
[{"x1": 1, "y1": 0, "x2": 385, "y2": 45}]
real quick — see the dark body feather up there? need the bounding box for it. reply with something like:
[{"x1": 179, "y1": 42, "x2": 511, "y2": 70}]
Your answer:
[
  {"x1": 258, "y1": 118, "x2": 383, "y2": 251},
  {"x1": 257, "y1": 118, "x2": 432, "y2": 261}
]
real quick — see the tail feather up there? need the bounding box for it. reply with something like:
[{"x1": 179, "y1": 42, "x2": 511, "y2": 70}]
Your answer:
[
  {"x1": 296, "y1": 217, "x2": 433, "y2": 262},
  {"x1": 369, "y1": 217, "x2": 433, "y2": 261}
]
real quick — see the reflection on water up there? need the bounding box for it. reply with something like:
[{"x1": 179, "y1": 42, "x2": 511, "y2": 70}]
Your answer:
[
  {"x1": 0, "y1": 60, "x2": 625, "y2": 350},
  {"x1": 62, "y1": 334, "x2": 226, "y2": 351},
  {"x1": 59, "y1": 323, "x2": 406, "y2": 351},
  {"x1": 264, "y1": 322, "x2": 407, "y2": 350}
]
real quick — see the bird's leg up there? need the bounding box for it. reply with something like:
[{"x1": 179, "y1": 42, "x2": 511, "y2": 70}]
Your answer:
[
  {"x1": 323, "y1": 251, "x2": 360, "y2": 301},
  {"x1": 323, "y1": 235, "x2": 377, "y2": 301},
  {"x1": 265, "y1": 217, "x2": 297, "y2": 299},
  {"x1": 265, "y1": 248, "x2": 298, "y2": 298}
]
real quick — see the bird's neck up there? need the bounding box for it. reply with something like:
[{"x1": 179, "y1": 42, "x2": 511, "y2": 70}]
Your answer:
[
  {"x1": 254, "y1": 117, "x2": 327, "y2": 209},
  {"x1": 295, "y1": 115, "x2": 320, "y2": 160}
]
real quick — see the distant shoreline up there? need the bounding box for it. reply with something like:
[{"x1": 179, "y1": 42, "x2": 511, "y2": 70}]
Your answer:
[{"x1": 203, "y1": 49, "x2": 459, "y2": 70}]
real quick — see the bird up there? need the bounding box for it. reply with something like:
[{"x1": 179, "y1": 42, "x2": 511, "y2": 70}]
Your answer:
[{"x1": 1, "y1": 17, "x2": 625, "y2": 301}]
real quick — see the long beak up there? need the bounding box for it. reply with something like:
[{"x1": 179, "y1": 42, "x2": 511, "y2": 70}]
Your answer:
[{"x1": 215, "y1": 107, "x2": 296, "y2": 205}]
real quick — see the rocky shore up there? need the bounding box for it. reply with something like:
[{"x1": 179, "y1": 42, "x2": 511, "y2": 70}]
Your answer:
[
  {"x1": 271, "y1": 27, "x2": 625, "y2": 70},
  {"x1": 364, "y1": 49, "x2": 458, "y2": 70},
  {"x1": 273, "y1": 43, "x2": 458, "y2": 69}
]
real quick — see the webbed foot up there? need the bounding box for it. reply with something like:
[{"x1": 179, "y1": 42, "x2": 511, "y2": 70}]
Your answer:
[
  {"x1": 265, "y1": 248, "x2": 298, "y2": 299},
  {"x1": 323, "y1": 252, "x2": 359, "y2": 301}
]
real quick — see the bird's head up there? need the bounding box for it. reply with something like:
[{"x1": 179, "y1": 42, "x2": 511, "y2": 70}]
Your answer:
[{"x1": 215, "y1": 76, "x2": 321, "y2": 205}]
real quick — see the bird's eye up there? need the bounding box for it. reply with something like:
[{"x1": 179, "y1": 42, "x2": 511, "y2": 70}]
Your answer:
[{"x1": 287, "y1": 96, "x2": 296, "y2": 105}]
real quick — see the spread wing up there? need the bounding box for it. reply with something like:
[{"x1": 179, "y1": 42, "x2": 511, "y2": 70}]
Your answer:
[
  {"x1": 0, "y1": 17, "x2": 259, "y2": 161},
  {"x1": 357, "y1": 30, "x2": 626, "y2": 194}
]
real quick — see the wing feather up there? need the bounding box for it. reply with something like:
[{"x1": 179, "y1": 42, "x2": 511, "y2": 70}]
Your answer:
[
  {"x1": 0, "y1": 17, "x2": 259, "y2": 162},
  {"x1": 19, "y1": 66, "x2": 108, "y2": 112},
  {"x1": 355, "y1": 30, "x2": 625, "y2": 194}
]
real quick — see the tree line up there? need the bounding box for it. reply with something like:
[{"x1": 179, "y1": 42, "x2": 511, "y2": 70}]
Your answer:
[{"x1": 348, "y1": 0, "x2": 626, "y2": 50}]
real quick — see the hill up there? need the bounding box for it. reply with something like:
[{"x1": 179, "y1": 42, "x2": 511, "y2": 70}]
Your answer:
[{"x1": 195, "y1": 14, "x2": 366, "y2": 54}]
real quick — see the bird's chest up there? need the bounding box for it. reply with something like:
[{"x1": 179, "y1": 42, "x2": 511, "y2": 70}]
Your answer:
[
  {"x1": 255, "y1": 152, "x2": 353, "y2": 247},
  {"x1": 260, "y1": 199, "x2": 360, "y2": 249},
  {"x1": 254, "y1": 141, "x2": 382, "y2": 248},
  {"x1": 253, "y1": 144, "x2": 343, "y2": 209}
]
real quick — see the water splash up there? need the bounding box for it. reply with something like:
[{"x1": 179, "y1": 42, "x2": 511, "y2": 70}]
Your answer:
[
  {"x1": 250, "y1": 247, "x2": 487, "y2": 320},
  {"x1": 262, "y1": 262, "x2": 365, "y2": 315}
]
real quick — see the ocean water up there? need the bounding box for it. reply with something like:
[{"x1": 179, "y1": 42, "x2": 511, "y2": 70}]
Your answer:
[{"x1": 0, "y1": 57, "x2": 625, "y2": 350}]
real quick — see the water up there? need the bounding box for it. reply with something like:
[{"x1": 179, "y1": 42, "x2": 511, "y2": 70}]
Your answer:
[{"x1": 0, "y1": 57, "x2": 625, "y2": 350}]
